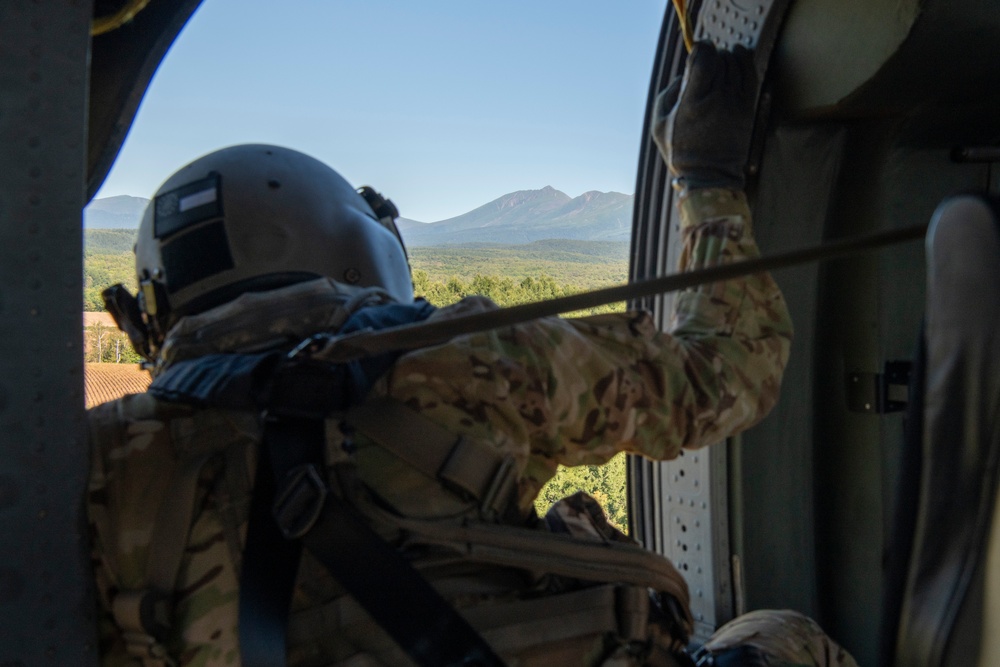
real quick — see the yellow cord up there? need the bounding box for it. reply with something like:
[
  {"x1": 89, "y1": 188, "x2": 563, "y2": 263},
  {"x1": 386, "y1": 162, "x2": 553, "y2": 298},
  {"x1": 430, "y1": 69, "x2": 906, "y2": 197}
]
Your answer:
[
  {"x1": 91, "y1": 0, "x2": 153, "y2": 36},
  {"x1": 671, "y1": 0, "x2": 695, "y2": 52}
]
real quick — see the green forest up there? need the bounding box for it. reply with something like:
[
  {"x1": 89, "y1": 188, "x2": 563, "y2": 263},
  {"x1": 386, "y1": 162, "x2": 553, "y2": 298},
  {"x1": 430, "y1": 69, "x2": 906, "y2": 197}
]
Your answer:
[{"x1": 84, "y1": 230, "x2": 631, "y2": 530}]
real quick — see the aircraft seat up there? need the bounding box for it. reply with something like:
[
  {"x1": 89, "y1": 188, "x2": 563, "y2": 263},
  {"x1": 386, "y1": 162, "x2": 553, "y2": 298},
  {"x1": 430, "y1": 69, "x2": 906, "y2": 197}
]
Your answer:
[{"x1": 882, "y1": 194, "x2": 1000, "y2": 666}]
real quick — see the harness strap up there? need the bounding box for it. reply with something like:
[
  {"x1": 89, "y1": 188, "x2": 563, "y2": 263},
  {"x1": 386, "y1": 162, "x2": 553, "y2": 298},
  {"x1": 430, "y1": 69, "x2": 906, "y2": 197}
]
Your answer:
[
  {"x1": 345, "y1": 397, "x2": 518, "y2": 520},
  {"x1": 239, "y1": 414, "x2": 507, "y2": 667},
  {"x1": 110, "y1": 452, "x2": 214, "y2": 667},
  {"x1": 238, "y1": 419, "x2": 311, "y2": 667}
]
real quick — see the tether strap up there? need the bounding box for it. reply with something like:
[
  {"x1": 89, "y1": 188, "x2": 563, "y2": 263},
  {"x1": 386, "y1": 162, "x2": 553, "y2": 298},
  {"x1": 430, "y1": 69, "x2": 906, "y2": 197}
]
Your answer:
[
  {"x1": 312, "y1": 222, "x2": 929, "y2": 364},
  {"x1": 239, "y1": 415, "x2": 506, "y2": 667}
]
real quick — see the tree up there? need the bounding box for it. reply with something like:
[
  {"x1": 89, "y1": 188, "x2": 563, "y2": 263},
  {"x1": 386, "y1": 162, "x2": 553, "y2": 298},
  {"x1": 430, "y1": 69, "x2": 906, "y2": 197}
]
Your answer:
[{"x1": 84, "y1": 322, "x2": 142, "y2": 364}]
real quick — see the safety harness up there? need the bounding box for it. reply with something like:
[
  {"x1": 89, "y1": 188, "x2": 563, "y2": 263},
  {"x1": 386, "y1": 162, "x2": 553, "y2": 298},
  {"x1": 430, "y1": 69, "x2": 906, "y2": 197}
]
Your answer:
[{"x1": 99, "y1": 294, "x2": 694, "y2": 666}]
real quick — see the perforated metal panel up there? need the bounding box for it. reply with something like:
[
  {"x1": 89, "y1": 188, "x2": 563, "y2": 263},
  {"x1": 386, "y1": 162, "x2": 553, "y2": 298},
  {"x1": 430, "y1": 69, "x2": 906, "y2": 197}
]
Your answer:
[
  {"x1": 645, "y1": 188, "x2": 736, "y2": 640},
  {"x1": 0, "y1": 1, "x2": 97, "y2": 664},
  {"x1": 696, "y1": 0, "x2": 791, "y2": 55},
  {"x1": 629, "y1": 0, "x2": 797, "y2": 642}
]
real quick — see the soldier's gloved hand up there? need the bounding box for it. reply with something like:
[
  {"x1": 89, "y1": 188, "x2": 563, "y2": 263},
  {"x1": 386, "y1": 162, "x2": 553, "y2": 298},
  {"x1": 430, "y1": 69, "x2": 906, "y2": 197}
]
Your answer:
[{"x1": 652, "y1": 42, "x2": 758, "y2": 192}]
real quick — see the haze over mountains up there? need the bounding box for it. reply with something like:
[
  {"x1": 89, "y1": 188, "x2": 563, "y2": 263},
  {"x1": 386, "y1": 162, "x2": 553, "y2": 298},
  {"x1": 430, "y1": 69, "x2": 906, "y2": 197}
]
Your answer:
[
  {"x1": 83, "y1": 196, "x2": 149, "y2": 229},
  {"x1": 84, "y1": 187, "x2": 634, "y2": 245}
]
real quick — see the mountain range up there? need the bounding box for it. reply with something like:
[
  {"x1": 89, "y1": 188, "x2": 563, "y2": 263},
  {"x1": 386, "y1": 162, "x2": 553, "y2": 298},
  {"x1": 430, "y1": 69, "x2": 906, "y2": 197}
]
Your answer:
[
  {"x1": 83, "y1": 195, "x2": 149, "y2": 229},
  {"x1": 84, "y1": 187, "x2": 634, "y2": 245}
]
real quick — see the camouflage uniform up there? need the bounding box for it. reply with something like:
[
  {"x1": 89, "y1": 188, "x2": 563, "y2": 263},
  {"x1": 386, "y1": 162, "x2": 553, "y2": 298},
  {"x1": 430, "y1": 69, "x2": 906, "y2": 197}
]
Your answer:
[{"x1": 88, "y1": 188, "x2": 807, "y2": 666}]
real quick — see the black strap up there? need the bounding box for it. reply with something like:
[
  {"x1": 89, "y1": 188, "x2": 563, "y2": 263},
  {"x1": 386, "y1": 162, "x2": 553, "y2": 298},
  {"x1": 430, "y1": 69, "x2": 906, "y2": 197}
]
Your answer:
[
  {"x1": 239, "y1": 415, "x2": 506, "y2": 667},
  {"x1": 298, "y1": 477, "x2": 505, "y2": 667},
  {"x1": 238, "y1": 419, "x2": 314, "y2": 667}
]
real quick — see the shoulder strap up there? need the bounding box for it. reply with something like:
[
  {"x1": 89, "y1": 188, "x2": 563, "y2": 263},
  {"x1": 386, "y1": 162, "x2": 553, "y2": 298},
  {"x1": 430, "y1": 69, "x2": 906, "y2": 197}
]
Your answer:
[
  {"x1": 91, "y1": 399, "x2": 216, "y2": 667},
  {"x1": 110, "y1": 453, "x2": 211, "y2": 667}
]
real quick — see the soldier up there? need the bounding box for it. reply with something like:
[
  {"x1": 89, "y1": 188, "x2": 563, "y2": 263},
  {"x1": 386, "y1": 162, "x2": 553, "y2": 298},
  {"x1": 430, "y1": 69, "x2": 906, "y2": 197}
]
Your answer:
[{"x1": 88, "y1": 43, "x2": 854, "y2": 666}]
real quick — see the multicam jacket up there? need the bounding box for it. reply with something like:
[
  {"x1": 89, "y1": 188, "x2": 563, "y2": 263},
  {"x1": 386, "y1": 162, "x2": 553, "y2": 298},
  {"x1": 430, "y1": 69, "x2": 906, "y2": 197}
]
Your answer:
[{"x1": 88, "y1": 188, "x2": 793, "y2": 666}]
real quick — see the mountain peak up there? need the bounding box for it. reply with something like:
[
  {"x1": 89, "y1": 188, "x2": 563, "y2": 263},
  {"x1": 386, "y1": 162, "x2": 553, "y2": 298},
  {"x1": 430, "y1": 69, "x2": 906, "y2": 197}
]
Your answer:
[
  {"x1": 400, "y1": 187, "x2": 633, "y2": 246},
  {"x1": 492, "y1": 186, "x2": 569, "y2": 211}
]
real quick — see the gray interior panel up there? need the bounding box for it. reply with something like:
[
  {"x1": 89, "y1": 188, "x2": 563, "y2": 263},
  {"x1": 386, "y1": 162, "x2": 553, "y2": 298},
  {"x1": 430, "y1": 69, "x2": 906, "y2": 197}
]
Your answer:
[{"x1": 0, "y1": 2, "x2": 98, "y2": 665}]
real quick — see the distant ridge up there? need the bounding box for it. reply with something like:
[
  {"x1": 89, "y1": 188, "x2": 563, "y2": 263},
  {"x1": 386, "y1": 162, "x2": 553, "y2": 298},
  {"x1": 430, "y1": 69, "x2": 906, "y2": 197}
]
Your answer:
[
  {"x1": 84, "y1": 186, "x2": 634, "y2": 245},
  {"x1": 84, "y1": 195, "x2": 149, "y2": 229},
  {"x1": 397, "y1": 186, "x2": 633, "y2": 246}
]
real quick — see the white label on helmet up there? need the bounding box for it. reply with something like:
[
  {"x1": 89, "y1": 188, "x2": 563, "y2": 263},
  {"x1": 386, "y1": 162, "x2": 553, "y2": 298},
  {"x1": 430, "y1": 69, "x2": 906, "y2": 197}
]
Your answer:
[{"x1": 179, "y1": 187, "x2": 218, "y2": 212}]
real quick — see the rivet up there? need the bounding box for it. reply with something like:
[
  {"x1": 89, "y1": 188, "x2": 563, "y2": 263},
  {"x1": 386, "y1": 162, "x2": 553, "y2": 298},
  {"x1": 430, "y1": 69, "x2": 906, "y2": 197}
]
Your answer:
[
  {"x1": 343, "y1": 268, "x2": 361, "y2": 284},
  {"x1": 37, "y1": 509, "x2": 48, "y2": 519}
]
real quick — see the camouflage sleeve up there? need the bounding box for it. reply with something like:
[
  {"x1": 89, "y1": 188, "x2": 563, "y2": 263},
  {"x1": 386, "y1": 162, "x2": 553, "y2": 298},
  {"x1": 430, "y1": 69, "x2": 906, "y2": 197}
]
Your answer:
[
  {"x1": 390, "y1": 188, "x2": 792, "y2": 508},
  {"x1": 548, "y1": 187, "x2": 792, "y2": 462}
]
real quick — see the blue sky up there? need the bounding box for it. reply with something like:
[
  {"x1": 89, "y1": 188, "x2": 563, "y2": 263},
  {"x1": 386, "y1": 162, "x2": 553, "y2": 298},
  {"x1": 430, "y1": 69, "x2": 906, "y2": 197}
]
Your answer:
[{"x1": 95, "y1": 1, "x2": 669, "y2": 222}]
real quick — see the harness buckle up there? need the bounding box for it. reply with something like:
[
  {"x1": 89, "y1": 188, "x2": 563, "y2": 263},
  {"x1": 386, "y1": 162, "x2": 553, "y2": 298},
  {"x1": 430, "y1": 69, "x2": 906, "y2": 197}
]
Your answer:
[
  {"x1": 287, "y1": 334, "x2": 331, "y2": 361},
  {"x1": 273, "y1": 464, "x2": 329, "y2": 540},
  {"x1": 480, "y1": 457, "x2": 518, "y2": 520}
]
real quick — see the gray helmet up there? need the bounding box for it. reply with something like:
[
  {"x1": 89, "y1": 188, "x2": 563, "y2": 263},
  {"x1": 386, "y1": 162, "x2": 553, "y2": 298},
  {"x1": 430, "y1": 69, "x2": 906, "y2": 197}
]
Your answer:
[{"x1": 134, "y1": 144, "x2": 412, "y2": 326}]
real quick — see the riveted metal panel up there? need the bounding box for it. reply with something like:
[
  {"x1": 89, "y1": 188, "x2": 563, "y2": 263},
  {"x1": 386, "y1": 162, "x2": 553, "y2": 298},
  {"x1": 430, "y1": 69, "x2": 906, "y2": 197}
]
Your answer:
[{"x1": 0, "y1": 1, "x2": 97, "y2": 664}]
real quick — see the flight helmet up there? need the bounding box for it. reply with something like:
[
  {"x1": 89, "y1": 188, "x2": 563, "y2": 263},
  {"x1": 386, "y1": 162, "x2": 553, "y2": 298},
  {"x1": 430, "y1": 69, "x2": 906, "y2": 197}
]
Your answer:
[{"x1": 131, "y1": 144, "x2": 412, "y2": 338}]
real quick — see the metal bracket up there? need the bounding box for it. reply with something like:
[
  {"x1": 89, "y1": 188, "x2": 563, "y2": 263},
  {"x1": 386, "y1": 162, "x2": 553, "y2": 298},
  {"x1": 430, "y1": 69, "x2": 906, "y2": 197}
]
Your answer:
[{"x1": 847, "y1": 361, "x2": 913, "y2": 414}]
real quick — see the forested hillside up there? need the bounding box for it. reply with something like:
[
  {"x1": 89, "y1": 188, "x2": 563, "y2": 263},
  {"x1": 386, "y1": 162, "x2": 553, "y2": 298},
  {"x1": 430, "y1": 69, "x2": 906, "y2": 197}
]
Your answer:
[{"x1": 83, "y1": 229, "x2": 631, "y2": 530}]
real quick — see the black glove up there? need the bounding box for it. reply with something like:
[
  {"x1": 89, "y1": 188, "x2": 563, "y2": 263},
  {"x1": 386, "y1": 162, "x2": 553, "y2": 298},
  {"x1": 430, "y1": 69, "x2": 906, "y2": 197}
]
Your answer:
[{"x1": 652, "y1": 42, "x2": 758, "y2": 191}]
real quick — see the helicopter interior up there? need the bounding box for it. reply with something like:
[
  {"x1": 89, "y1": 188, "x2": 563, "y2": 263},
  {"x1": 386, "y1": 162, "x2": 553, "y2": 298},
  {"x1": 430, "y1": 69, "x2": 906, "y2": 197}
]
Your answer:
[{"x1": 3, "y1": 0, "x2": 1000, "y2": 665}]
